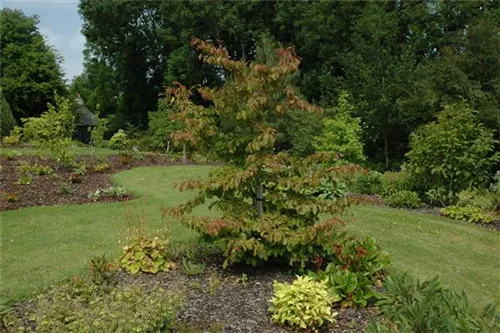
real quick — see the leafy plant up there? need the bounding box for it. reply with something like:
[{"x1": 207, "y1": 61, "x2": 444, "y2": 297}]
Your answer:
[
  {"x1": 88, "y1": 255, "x2": 117, "y2": 288},
  {"x1": 269, "y1": 276, "x2": 338, "y2": 330},
  {"x1": 425, "y1": 187, "x2": 452, "y2": 207},
  {"x1": 208, "y1": 270, "x2": 222, "y2": 295},
  {"x1": 22, "y1": 94, "x2": 76, "y2": 165},
  {"x1": 108, "y1": 129, "x2": 129, "y2": 150},
  {"x1": 313, "y1": 91, "x2": 365, "y2": 163},
  {"x1": 385, "y1": 190, "x2": 422, "y2": 209},
  {"x1": 329, "y1": 236, "x2": 390, "y2": 278},
  {"x1": 16, "y1": 174, "x2": 32, "y2": 185},
  {"x1": 1, "y1": 126, "x2": 22, "y2": 146},
  {"x1": 353, "y1": 171, "x2": 383, "y2": 195},
  {"x1": 59, "y1": 183, "x2": 73, "y2": 194},
  {"x1": 148, "y1": 100, "x2": 179, "y2": 151},
  {"x1": 101, "y1": 186, "x2": 128, "y2": 198},
  {"x1": 381, "y1": 171, "x2": 411, "y2": 197},
  {"x1": 181, "y1": 258, "x2": 206, "y2": 276},
  {"x1": 2, "y1": 282, "x2": 183, "y2": 333},
  {"x1": 19, "y1": 163, "x2": 54, "y2": 176},
  {"x1": 3, "y1": 192, "x2": 17, "y2": 202},
  {"x1": 441, "y1": 205, "x2": 493, "y2": 224},
  {"x1": 367, "y1": 274, "x2": 500, "y2": 333},
  {"x1": 314, "y1": 269, "x2": 376, "y2": 308},
  {"x1": 4, "y1": 150, "x2": 22, "y2": 160},
  {"x1": 69, "y1": 172, "x2": 83, "y2": 184},
  {"x1": 118, "y1": 232, "x2": 173, "y2": 274},
  {"x1": 406, "y1": 102, "x2": 499, "y2": 198},
  {"x1": 93, "y1": 162, "x2": 110, "y2": 172},
  {"x1": 87, "y1": 189, "x2": 101, "y2": 202},
  {"x1": 163, "y1": 38, "x2": 359, "y2": 270}
]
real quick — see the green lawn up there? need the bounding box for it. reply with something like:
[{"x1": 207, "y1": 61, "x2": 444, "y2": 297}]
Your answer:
[{"x1": 1, "y1": 165, "x2": 499, "y2": 310}]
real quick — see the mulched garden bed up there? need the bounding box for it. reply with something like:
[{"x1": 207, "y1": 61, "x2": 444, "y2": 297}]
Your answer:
[
  {"x1": 118, "y1": 264, "x2": 377, "y2": 333},
  {"x1": 0, "y1": 153, "x2": 186, "y2": 211}
]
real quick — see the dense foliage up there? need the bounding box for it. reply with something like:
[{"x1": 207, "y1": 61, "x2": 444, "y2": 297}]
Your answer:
[
  {"x1": 76, "y1": 1, "x2": 500, "y2": 167},
  {"x1": 441, "y1": 205, "x2": 493, "y2": 224},
  {"x1": 108, "y1": 129, "x2": 129, "y2": 150},
  {"x1": 0, "y1": 91, "x2": 16, "y2": 137},
  {"x1": 269, "y1": 276, "x2": 338, "y2": 330},
  {"x1": 314, "y1": 91, "x2": 365, "y2": 163},
  {"x1": 385, "y1": 190, "x2": 422, "y2": 209},
  {"x1": 163, "y1": 39, "x2": 361, "y2": 269},
  {"x1": 148, "y1": 99, "x2": 179, "y2": 151},
  {"x1": 367, "y1": 274, "x2": 500, "y2": 332},
  {"x1": 2, "y1": 282, "x2": 183, "y2": 333},
  {"x1": 22, "y1": 95, "x2": 76, "y2": 164},
  {"x1": 118, "y1": 233, "x2": 173, "y2": 274},
  {"x1": 0, "y1": 9, "x2": 65, "y2": 119},
  {"x1": 405, "y1": 103, "x2": 499, "y2": 202}
]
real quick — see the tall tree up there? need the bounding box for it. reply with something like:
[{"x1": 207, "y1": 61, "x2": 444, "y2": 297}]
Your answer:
[{"x1": 0, "y1": 9, "x2": 66, "y2": 119}]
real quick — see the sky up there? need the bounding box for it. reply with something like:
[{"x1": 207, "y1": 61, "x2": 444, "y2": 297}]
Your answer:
[{"x1": 2, "y1": 0, "x2": 86, "y2": 82}]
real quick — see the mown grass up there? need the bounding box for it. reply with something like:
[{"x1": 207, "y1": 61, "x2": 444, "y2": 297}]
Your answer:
[{"x1": 1, "y1": 165, "x2": 498, "y2": 310}]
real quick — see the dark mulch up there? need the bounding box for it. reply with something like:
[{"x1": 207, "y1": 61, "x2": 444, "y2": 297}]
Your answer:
[
  {"x1": 116, "y1": 264, "x2": 377, "y2": 333},
  {"x1": 0, "y1": 153, "x2": 185, "y2": 211}
]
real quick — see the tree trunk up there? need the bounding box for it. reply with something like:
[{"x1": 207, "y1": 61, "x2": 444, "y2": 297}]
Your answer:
[
  {"x1": 256, "y1": 184, "x2": 263, "y2": 217},
  {"x1": 183, "y1": 143, "x2": 187, "y2": 164},
  {"x1": 384, "y1": 133, "x2": 389, "y2": 169}
]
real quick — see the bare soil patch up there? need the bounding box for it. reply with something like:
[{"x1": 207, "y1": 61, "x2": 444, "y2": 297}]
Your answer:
[{"x1": 0, "y1": 153, "x2": 184, "y2": 211}]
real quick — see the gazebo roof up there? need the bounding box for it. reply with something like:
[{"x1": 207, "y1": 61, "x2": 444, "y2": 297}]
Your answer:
[{"x1": 74, "y1": 97, "x2": 98, "y2": 126}]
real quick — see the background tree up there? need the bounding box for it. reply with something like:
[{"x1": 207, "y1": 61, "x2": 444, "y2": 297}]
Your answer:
[
  {"x1": 0, "y1": 9, "x2": 66, "y2": 119},
  {"x1": 0, "y1": 90, "x2": 16, "y2": 137}
]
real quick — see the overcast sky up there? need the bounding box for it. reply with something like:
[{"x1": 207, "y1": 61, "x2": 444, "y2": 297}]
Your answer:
[{"x1": 2, "y1": 0, "x2": 86, "y2": 82}]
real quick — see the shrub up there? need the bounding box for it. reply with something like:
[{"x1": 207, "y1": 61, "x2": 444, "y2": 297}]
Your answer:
[
  {"x1": 385, "y1": 190, "x2": 422, "y2": 209},
  {"x1": 381, "y1": 171, "x2": 410, "y2": 196},
  {"x1": 308, "y1": 236, "x2": 389, "y2": 308},
  {"x1": 0, "y1": 92, "x2": 16, "y2": 137},
  {"x1": 88, "y1": 255, "x2": 117, "y2": 288},
  {"x1": 366, "y1": 274, "x2": 500, "y2": 333},
  {"x1": 118, "y1": 232, "x2": 173, "y2": 274},
  {"x1": 269, "y1": 276, "x2": 338, "y2": 330},
  {"x1": 329, "y1": 236, "x2": 390, "y2": 278},
  {"x1": 163, "y1": 39, "x2": 358, "y2": 270},
  {"x1": 108, "y1": 129, "x2": 129, "y2": 150},
  {"x1": 93, "y1": 162, "x2": 110, "y2": 172},
  {"x1": 2, "y1": 282, "x2": 183, "y2": 333},
  {"x1": 457, "y1": 189, "x2": 493, "y2": 210},
  {"x1": 441, "y1": 205, "x2": 493, "y2": 224},
  {"x1": 405, "y1": 102, "x2": 499, "y2": 200},
  {"x1": 2, "y1": 126, "x2": 22, "y2": 146},
  {"x1": 353, "y1": 171, "x2": 383, "y2": 195},
  {"x1": 89, "y1": 110, "x2": 109, "y2": 148},
  {"x1": 148, "y1": 100, "x2": 179, "y2": 151},
  {"x1": 22, "y1": 94, "x2": 76, "y2": 165},
  {"x1": 313, "y1": 91, "x2": 365, "y2": 163}
]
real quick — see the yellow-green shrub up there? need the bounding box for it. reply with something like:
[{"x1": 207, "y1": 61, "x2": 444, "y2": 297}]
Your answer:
[{"x1": 269, "y1": 276, "x2": 338, "y2": 330}]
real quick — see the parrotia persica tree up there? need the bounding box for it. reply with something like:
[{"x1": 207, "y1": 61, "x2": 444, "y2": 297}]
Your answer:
[{"x1": 163, "y1": 38, "x2": 359, "y2": 269}]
